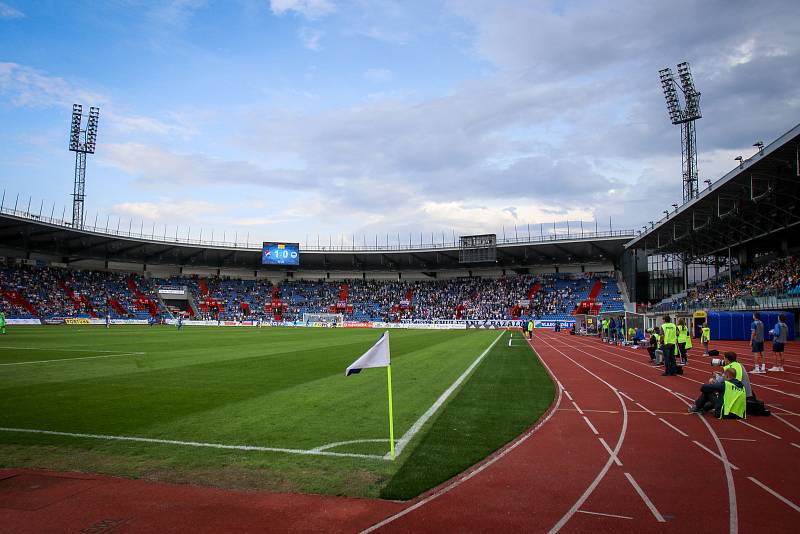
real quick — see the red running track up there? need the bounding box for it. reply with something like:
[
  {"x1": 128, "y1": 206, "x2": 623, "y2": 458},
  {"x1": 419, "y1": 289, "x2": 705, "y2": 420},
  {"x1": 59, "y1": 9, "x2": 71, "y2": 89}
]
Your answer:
[{"x1": 1, "y1": 330, "x2": 798, "y2": 533}]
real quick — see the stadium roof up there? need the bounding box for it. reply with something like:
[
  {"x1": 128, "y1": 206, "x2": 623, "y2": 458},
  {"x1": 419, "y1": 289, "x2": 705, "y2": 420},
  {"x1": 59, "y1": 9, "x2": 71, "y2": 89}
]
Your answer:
[
  {"x1": 0, "y1": 208, "x2": 633, "y2": 272},
  {"x1": 625, "y1": 121, "x2": 800, "y2": 259}
]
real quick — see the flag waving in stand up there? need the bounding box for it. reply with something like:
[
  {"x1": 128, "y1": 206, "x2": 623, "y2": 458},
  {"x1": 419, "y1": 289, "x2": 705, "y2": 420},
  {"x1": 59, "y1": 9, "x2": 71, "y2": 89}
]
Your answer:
[{"x1": 345, "y1": 331, "x2": 395, "y2": 460}]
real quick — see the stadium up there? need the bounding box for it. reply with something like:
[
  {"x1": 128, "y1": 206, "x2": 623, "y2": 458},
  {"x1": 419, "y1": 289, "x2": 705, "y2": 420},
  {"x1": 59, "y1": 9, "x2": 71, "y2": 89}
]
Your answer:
[{"x1": 1, "y1": 3, "x2": 800, "y2": 533}]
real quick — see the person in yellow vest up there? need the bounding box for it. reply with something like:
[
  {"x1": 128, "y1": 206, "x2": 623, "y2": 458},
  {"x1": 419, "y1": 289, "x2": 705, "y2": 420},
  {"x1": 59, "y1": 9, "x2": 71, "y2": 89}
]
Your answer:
[
  {"x1": 701, "y1": 323, "x2": 711, "y2": 355},
  {"x1": 688, "y1": 367, "x2": 746, "y2": 419},
  {"x1": 601, "y1": 318, "x2": 609, "y2": 341},
  {"x1": 660, "y1": 316, "x2": 679, "y2": 376},
  {"x1": 527, "y1": 319, "x2": 534, "y2": 339},
  {"x1": 676, "y1": 318, "x2": 691, "y2": 365}
]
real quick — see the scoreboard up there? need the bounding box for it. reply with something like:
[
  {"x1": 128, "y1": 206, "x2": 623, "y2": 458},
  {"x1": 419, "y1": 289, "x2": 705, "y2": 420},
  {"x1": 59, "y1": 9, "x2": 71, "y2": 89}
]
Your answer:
[
  {"x1": 459, "y1": 234, "x2": 497, "y2": 263},
  {"x1": 262, "y1": 242, "x2": 300, "y2": 265}
]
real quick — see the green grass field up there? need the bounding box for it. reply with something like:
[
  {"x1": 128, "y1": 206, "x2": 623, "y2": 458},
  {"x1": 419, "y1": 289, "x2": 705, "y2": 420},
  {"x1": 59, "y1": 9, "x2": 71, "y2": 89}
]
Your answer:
[{"x1": 0, "y1": 325, "x2": 553, "y2": 499}]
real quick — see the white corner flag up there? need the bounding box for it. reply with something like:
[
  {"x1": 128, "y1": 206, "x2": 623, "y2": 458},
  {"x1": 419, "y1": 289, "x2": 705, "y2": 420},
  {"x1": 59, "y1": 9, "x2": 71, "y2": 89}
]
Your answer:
[
  {"x1": 345, "y1": 331, "x2": 395, "y2": 459},
  {"x1": 346, "y1": 331, "x2": 391, "y2": 376}
]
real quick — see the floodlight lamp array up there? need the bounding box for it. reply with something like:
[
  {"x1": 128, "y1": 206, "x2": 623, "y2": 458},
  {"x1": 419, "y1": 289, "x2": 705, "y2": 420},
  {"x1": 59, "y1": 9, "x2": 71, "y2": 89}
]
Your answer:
[
  {"x1": 659, "y1": 68, "x2": 682, "y2": 124},
  {"x1": 85, "y1": 107, "x2": 100, "y2": 154},
  {"x1": 69, "y1": 104, "x2": 82, "y2": 151},
  {"x1": 677, "y1": 62, "x2": 701, "y2": 121}
]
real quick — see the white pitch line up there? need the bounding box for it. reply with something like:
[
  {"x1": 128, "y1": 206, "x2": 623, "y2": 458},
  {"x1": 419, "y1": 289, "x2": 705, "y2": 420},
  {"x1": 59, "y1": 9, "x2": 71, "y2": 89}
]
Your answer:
[
  {"x1": 359, "y1": 379, "x2": 565, "y2": 534},
  {"x1": 598, "y1": 437, "x2": 622, "y2": 467},
  {"x1": 624, "y1": 472, "x2": 665, "y2": 523},
  {"x1": 582, "y1": 416, "x2": 599, "y2": 435},
  {"x1": 0, "y1": 352, "x2": 146, "y2": 366},
  {"x1": 576, "y1": 510, "x2": 633, "y2": 520},
  {"x1": 0, "y1": 346, "x2": 125, "y2": 353},
  {"x1": 0, "y1": 427, "x2": 388, "y2": 460},
  {"x1": 310, "y1": 439, "x2": 388, "y2": 452},
  {"x1": 692, "y1": 440, "x2": 740, "y2": 470},
  {"x1": 738, "y1": 420, "x2": 781, "y2": 440},
  {"x1": 388, "y1": 331, "x2": 504, "y2": 459},
  {"x1": 748, "y1": 477, "x2": 800, "y2": 513},
  {"x1": 659, "y1": 417, "x2": 689, "y2": 437}
]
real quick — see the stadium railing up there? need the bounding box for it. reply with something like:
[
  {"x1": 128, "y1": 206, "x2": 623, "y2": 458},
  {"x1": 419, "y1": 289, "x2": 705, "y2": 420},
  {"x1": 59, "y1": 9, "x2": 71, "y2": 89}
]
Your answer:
[{"x1": 0, "y1": 202, "x2": 635, "y2": 252}]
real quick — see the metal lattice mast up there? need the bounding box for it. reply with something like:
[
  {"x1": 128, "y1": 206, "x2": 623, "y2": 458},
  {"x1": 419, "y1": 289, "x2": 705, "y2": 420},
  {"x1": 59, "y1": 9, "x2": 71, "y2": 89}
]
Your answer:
[
  {"x1": 659, "y1": 62, "x2": 701, "y2": 203},
  {"x1": 68, "y1": 104, "x2": 100, "y2": 228}
]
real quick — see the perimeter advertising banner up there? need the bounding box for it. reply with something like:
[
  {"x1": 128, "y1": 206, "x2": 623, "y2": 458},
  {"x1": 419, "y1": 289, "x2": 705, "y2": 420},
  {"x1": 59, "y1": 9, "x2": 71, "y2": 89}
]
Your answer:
[{"x1": 262, "y1": 242, "x2": 300, "y2": 266}]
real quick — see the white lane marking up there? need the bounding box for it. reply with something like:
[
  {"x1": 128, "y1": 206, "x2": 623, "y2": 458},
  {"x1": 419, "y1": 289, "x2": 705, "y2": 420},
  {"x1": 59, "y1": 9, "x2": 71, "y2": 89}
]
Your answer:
[
  {"x1": 772, "y1": 414, "x2": 800, "y2": 433},
  {"x1": 748, "y1": 477, "x2": 800, "y2": 513},
  {"x1": 791, "y1": 442, "x2": 800, "y2": 450},
  {"x1": 533, "y1": 336, "x2": 629, "y2": 534},
  {"x1": 692, "y1": 440, "x2": 740, "y2": 470},
  {"x1": 359, "y1": 378, "x2": 565, "y2": 533},
  {"x1": 572, "y1": 401, "x2": 585, "y2": 415},
  {"x1": 576, "y1": 510, "x2": 633, "y2": 520},
  {"x1": 563, "y1": 389, "x2": 574, "y2": 401},
  {"x1": 557, "y1": 335, "x2": 739, "y2": 534},
  {"x1": 619, "y1": 391, "x2": 635, "y2": 402},
  {"x1": 0, "y1": 352, "x2": 146, "y2": 366},
  {"x1": 719, "y1": 438, "x2": 756, "y2": 442},
  {"x1": 738, "y1": 420, "x2": 781, "y2": 440},
  {"x1": 0, "y1": 427, "x2": 388, "y2": 460},
  {"x1": 582, "y1": 416, "x2": 599, "y2": 435},
  {"x1": 659, "y1": 417, "x2": 689, "y2": 437},
  {"x1": 635, "y1": 402, "x2": 656, "y2": 416},
  {"x1": 388, "y1": 331, "x2": 505, "y2": 459},
  {"x1": 598, "y1": 437, "x2": 623, "y2": 466},
  {"x1": 624, "y1": 472, "x2": 665, "y2": 523}
]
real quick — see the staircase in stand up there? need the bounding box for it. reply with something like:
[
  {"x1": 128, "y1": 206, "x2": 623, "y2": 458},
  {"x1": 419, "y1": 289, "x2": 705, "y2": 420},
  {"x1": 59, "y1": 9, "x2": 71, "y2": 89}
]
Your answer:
[{"x1": 1, "y1": 289, "x2": 37, "y2": 316}]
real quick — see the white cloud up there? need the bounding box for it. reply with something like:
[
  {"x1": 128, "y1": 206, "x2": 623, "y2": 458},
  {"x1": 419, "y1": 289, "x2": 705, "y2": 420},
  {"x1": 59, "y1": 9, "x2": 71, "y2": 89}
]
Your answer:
[
  {"x1": 298, "y1": 26, "x2": 324, "y2": 50},
  {"x1": 112, "y1": 199, "x2": 223, "y2": 223},
  {"x1": 270, "y1": 0, "x2": 335, "y2": 18},
  {"x1": 100, "y1": 142, "x2": 314, "y2": 189},
  {"x1": 0, "y1": 2, "x2": 23, "y2": 18}
]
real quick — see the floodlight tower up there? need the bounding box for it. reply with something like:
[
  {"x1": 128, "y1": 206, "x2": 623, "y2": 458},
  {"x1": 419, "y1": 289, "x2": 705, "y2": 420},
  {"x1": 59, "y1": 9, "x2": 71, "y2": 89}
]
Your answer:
[
  {"x1": 68, "y1": 104, "x2": 100, "y2": 228},
  {"x1": 659, "y1": 61, "x2": 702, "y2": 203}
]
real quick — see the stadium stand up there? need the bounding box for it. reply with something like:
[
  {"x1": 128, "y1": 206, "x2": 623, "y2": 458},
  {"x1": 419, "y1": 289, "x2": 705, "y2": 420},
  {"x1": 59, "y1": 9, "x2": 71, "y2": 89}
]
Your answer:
[{"x1": 0, "y1": 262, "x2": 624, "y2": 322}]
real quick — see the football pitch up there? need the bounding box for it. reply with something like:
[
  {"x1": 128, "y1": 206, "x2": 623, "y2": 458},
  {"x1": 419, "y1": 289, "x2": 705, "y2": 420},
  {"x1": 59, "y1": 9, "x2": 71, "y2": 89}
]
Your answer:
[{"x1": 0, "y1": 326, "x2": 553, "y2": 499}]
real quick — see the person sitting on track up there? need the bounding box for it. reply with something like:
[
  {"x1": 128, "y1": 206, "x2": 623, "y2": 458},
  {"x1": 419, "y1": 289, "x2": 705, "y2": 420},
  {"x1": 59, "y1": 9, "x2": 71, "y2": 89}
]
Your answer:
[{"x1": 687, "y1": 367, "x2": 747, "y2": 419}]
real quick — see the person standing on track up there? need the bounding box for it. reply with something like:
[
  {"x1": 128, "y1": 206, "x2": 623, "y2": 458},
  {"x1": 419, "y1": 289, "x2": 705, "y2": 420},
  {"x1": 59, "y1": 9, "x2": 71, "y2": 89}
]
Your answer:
[
  {"x1": 660, "y1": 316, "x2": 678, "y2": 376},
  {"x1": 751, "y1": 312, "x2": 766, "y2": 374},
  {"x1": 527, "y1": 319, "x2": 534, "y2": 339},
  {"x1": 769, "y1": 313, "x2": 788, "y2": 372},
  {"x1": 677, "y1": 318, "x2": 691, "y2": 365},
  {"x1": 701, "y1": 323, "x2": 711, "y2": 355}
]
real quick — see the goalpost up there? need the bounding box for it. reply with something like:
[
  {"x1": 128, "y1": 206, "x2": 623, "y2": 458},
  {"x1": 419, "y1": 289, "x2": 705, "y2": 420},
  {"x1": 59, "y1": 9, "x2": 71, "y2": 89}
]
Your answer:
[{"x1": 303, "y1": 313, "x2": 345, "y2": 327}]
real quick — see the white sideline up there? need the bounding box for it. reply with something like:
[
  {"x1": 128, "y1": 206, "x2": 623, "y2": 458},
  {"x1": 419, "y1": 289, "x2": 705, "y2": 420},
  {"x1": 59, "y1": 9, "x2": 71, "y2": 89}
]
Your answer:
[
  {"x1": 0, "y1": 427, "x2": 389, "y2": 460},
  {"x1": 0, "y1": 352, "x2": 145, "y2": 366},
  {"x1": 387, "y1": 331, "x2": 505, "y2": 459}
]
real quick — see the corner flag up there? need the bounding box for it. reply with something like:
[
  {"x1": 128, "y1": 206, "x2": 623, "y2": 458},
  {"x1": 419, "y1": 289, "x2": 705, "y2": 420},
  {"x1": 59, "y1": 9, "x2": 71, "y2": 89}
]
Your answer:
[{"x1": 345, "y1": 331, "x2": 395, "y2": 459}]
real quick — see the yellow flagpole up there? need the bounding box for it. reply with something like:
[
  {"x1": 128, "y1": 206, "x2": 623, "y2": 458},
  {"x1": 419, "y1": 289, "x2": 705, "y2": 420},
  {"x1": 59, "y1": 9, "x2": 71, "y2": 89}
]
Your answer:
[{"x1": 387, "y1": 364, "x2": 395, "y2": 460}]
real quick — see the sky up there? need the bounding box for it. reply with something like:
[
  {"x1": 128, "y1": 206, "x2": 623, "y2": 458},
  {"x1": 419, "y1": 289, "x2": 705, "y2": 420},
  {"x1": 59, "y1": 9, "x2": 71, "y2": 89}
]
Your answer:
[{"x1": 1, "y1": 0, "x2": 798, "y2": 248}]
